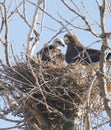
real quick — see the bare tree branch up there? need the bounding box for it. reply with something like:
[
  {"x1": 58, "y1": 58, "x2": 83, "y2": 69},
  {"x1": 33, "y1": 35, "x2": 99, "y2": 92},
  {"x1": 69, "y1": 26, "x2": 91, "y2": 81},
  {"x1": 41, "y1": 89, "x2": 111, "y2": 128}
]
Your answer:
[
  {"x1": 4, "y1": 0, "x2": 11, "y2": 66},
  {"x1": 61, "y1": 0, "x2": 99, "y2": 37},
  {"x1": 99, "y1": 0, "x2": 111, "y2": 125},
  {"x1": 26, "y1": 0, "x2": 45, "y2": 58}
]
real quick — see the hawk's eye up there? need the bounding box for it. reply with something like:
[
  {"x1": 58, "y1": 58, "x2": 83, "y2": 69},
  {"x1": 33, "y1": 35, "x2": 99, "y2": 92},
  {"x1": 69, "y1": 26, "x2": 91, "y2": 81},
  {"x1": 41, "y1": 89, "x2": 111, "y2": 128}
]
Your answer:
[
  {"x1": 57, "y1": 41, "x2": 62, "y2": 44},
  {"x1": 56, "y1": 41, "x2": 64, "y2": 47}
]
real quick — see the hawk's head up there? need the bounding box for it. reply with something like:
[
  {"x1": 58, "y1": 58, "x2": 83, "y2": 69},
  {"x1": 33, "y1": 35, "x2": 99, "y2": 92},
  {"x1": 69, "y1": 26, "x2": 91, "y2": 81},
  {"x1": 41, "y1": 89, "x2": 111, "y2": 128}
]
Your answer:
[
  {"x1": 52, "y1": 38, "x2": 65, "y2": 49},
  {"x1": 64, "y1": 33, "x2": 80, "y2": 46}
]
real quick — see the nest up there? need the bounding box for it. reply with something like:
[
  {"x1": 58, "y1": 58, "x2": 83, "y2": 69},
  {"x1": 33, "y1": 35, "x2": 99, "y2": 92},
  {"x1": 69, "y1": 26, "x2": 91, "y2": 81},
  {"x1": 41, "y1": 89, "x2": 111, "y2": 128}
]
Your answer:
[{"x1": 0, "y1": 57, "x2": 111, "y2": 130}]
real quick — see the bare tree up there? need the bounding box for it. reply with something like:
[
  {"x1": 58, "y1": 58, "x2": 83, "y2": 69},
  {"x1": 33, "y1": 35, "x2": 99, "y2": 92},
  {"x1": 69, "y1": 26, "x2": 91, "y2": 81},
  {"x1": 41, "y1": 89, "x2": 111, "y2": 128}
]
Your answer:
[{"x1": 0, "y1": 0, "x2": 111, "y2": 130}]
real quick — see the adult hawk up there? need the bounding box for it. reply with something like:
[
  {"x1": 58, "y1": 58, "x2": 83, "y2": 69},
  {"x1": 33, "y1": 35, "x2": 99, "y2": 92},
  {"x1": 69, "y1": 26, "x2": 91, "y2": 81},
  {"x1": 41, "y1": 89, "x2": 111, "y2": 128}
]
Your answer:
[
  {"x1": 36, "y1": 38, "x2": 65, "y2": 65},
  {"x1": 64, "y1": 33, "x2": 111, "y2": 64}
]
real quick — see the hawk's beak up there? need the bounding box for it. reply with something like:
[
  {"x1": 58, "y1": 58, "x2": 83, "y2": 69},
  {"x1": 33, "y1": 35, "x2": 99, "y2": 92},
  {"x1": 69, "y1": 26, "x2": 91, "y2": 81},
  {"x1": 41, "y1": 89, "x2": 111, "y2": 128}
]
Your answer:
[
  {"x1": 59, "y1": 39, "x2": 65, "y2": 47},
  {"x1": 61, "y1": 42, "x2": 65, "y2": 47}
]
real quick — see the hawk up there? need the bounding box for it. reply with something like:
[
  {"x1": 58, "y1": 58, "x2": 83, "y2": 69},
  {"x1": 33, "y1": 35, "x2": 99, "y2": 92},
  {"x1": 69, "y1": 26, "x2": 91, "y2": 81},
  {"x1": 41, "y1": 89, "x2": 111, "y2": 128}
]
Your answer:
[
  {"x1": 36, "y1": 38, "x2": 65, "y2": 65},
  {"x1": 64, "y1": 33, "x2": 111, "y2": 64}
]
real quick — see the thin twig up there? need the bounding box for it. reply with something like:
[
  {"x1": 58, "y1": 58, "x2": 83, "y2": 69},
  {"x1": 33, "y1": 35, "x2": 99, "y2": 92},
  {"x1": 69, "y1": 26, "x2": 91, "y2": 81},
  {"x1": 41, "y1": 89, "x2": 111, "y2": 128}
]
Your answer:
[{"x1": 61, "y1": 0, "x2": 99, "y2": 37}]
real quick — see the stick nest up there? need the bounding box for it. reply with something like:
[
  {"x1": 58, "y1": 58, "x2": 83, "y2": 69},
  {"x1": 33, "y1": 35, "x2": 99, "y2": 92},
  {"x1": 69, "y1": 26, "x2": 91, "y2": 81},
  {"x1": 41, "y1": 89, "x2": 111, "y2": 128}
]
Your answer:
[{"x1": 0, "y1": 57, "x2": 111, "y2": 129}]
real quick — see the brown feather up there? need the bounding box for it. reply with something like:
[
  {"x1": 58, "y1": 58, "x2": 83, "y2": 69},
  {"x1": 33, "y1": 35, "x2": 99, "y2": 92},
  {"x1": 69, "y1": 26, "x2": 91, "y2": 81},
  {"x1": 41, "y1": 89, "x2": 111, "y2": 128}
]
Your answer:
[{"x1": 64, "y1": 34, "x2": 111, "y2": 64}]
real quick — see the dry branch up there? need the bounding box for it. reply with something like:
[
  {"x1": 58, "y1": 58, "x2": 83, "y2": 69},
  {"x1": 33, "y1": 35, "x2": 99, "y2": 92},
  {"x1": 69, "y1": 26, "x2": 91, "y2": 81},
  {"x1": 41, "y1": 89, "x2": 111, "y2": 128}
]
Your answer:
[
  {"x1": 4, "y1": 0, "x2": 11, "y2": 66},
  {"x1": 98, "y1": 0, "x2": 111, "y2": 124},
  {"x1": 26, "y1": 1, "x2": 45, "y2": 58}
]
